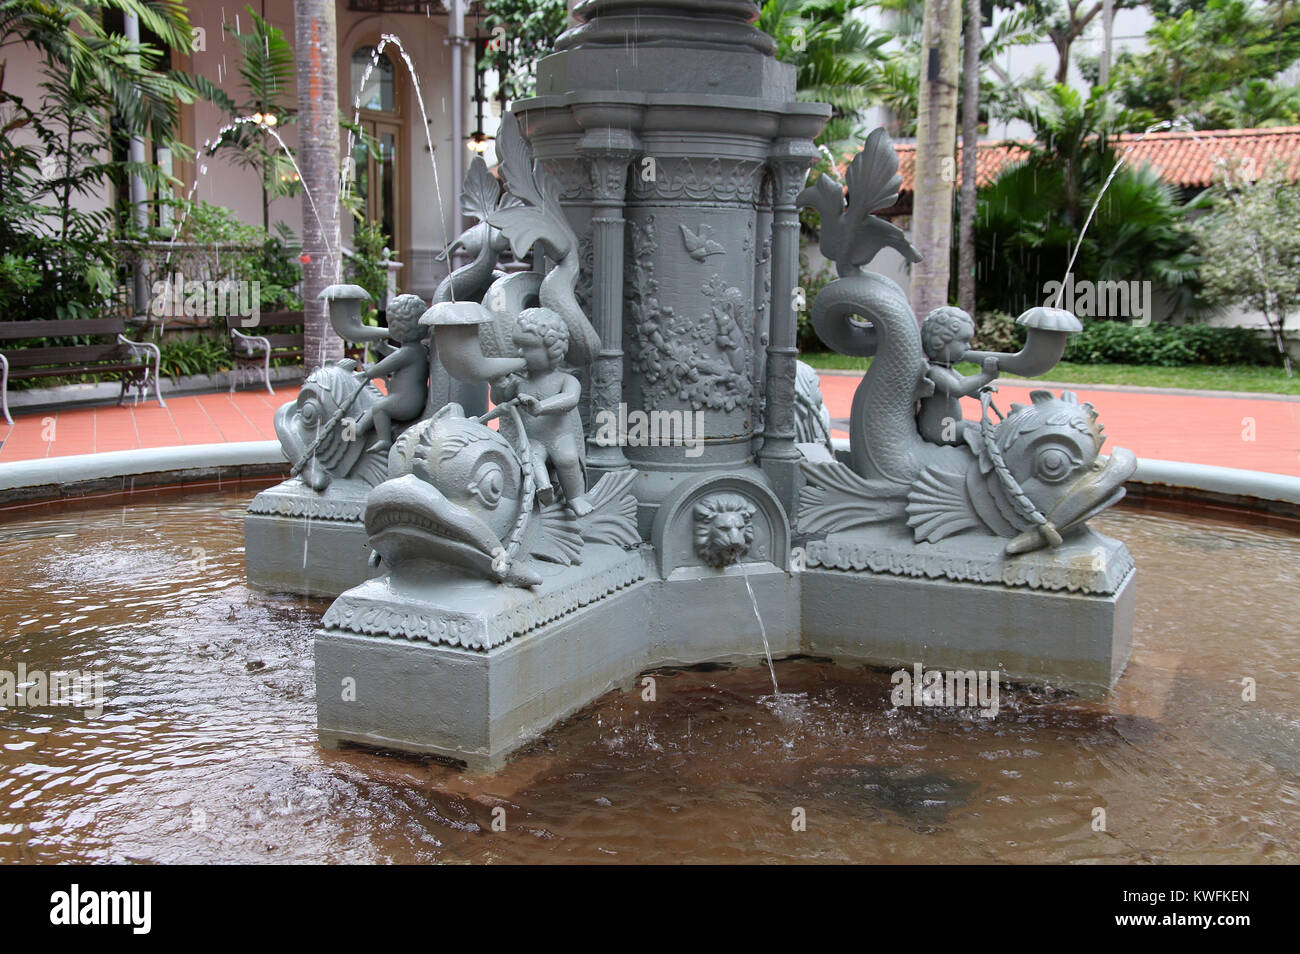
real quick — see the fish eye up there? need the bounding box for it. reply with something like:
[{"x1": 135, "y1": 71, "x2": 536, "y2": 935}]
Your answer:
[
  {"x1": 469, "y1": 462, "x2": 505, "y2": 508},
  {"x1": 1033, "y1": 447, "x2": 1077, "y2": 483}
]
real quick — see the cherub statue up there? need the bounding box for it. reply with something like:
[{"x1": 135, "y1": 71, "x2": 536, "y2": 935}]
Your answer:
[
  {"x1": 917, "y1": 306, "x2": 999, "y2": 446},
  {"x1": 491, "y1": 307, "x2": 593, "y2": 516},
  {"x1": 352, "y1": 293, "x2": 431, "y2": 452}
]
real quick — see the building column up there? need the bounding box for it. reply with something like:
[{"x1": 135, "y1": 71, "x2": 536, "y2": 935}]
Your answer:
[
  {"x1": 760, "y1": 141, "x2": 817, "y2": 513},
  {"x1": 578, "y1": 128, "x2": 638, "y2": 474}
]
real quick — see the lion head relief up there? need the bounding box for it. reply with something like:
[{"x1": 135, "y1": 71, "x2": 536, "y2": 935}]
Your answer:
[{"x1": 693, "y1": 493, "x2": 757, "y2": 567}]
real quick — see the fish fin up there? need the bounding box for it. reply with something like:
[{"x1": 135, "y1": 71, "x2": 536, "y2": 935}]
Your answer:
[
  {"x1": 352, "y1": 449, "x2": 389, "y2": 488},
  {"x1": 798, "y1": 460, "x2": 908, "y2": 535},
  {"x1": 575, "y1": 471, "x2": 641, "y2": 548},
  {"x1": 965, "y1": 464, "x2": 1020, "y2": 536},
  {"x1": 531, "y1": 501, "x2": 584, "y2": 565},
  {"x1": 906, "y1": 466, "x2": 982, "y2": 542},
  {"x1": 530, "y1": 471, "x2": 642, "y2": 564}
]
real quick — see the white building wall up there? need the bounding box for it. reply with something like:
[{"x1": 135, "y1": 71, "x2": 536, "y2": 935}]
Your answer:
[
  {"x1": 184, "y1": 2, "x2": 463, "y2": 297},
  {"x1": 184, "y1": 1, "x2": 302, "y2": 235},
  {"x1": 336, "y1": 8, "x2": 461, "y2": 297}
]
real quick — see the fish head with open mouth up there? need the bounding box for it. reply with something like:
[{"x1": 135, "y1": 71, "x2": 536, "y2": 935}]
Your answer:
[
  {"x1": 366, "y1": 404, "x2": 540, "y2": 585},
  {"x1": 979, "y1": 390, "x2": 1137, "y2": 553}
]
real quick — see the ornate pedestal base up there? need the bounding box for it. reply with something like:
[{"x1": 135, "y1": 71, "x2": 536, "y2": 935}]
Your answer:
[
  {"x1": 244, "y1": 478, "x2": 375, "y2": 597},
  {"x1": 315, "y1": 553, "x2": 799, "y2": 770},
  {"x1": 799, "y1": 525, "x2": 1137, "y2": 690}
]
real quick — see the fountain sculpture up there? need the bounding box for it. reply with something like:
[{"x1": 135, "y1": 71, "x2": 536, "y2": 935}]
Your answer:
[{"x1": 245, "y1": 0, "x2": 1138, "y2": 769}]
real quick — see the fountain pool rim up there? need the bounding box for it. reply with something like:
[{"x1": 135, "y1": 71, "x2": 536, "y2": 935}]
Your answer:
[{"x1": 1, "y1": 438, "x2": 1298, "y2": 524}]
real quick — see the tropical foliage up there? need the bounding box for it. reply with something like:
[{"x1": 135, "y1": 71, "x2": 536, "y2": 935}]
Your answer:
[
  {"x1": 1193, "y1": 166, "x2": 1300, "y2": 374},
  {"x1": 158, "y1": 333, "x2": 231, "y2": 381},
  {"x1": 0, "y1": 0, "x2": 195, "y2": 321},
  {"x1": 972, "y1": 85, "x2": 1201, "y2": 316},
  {"x1": 759, "y1": 0, "x2": 890, "y2": 155},
  {"x1": 478, "y1": 0, "x2": 567, "y2": 103},
  {"x1": 1110, "y1": 0, "x2": 1300, "y2": 129},
  {"x1": 346, "y1": 220, "x2": 392, "y2": 324},
  {"x1": 159, "y1": 200, "x2": 303, "y2": 313}
]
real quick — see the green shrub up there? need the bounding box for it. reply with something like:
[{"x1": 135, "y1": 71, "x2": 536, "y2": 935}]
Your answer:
[
  {"x1": 345, "y1": 221, "x2": 391, "y2": 324},
  {"x1": 1063, "y1": 321, "x2": 1274, "y2": 367},
  {"x1": 796, "y1": 252, "x2": 836, "y2": 352},
  {"x1": 972, "y1": 311, "x2": 1026, "y2": 354},
  {"x1": 150, "y1": 201, "x2": 303, "y2": 312},
  {"x1": 158, "y1": 334, "x2": 231, "y2": 381}
]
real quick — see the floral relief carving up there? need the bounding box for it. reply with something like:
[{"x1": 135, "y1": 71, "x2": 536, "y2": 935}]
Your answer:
[
  {"x1": 630, "y1": 157, "x2": 765, "y2": 204},
  {"x1": 625, "y1": 215, "x2": 755, "y2": 412}
]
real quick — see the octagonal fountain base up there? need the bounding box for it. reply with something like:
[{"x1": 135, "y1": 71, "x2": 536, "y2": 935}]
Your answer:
[
  {"x1": 316, "y1": 554, "x2": 800, "y2": 770},
  {"x1": 314, "y1": 539, "x2": 1133, "y2": 768}
]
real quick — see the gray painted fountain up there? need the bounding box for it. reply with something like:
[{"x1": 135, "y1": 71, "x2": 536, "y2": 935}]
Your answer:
[{"x1": 245, "y1": 0, "x2": 1138, "y2": 770}]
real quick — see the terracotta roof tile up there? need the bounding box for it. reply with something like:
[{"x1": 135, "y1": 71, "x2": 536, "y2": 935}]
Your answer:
[{"x1": 867, "y1": 127, "x2": 1300, "y2": 195}]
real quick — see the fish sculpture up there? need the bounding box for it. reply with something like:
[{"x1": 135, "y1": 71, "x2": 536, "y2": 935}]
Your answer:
[
  {"x1": 273, "y1": 361, "x2": 387, "y2": 492},
  {"x1": 366, "y1": 404, "x2": 639, "y2": 588},
  {"x1": 797, "y1": 129, "x2": 1137, "y2": 554}
]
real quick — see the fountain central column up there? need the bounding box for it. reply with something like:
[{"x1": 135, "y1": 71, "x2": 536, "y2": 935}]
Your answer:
[
  {"x1": 311, "y1": 0, "x2": 830, "y2": 771},
  {"x1": 512, "y1": 0, "x2": 829, "y2": 532}
]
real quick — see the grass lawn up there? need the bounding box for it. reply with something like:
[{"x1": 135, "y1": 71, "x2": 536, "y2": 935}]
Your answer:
[{"x1": 799, "y1": 352, "x2": 1300, "y2": 396}]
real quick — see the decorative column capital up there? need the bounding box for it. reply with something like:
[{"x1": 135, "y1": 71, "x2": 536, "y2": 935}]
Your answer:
[
  {"x1": 577, "y1": 129, "x2": 639, "y2": 205},
  {"x1": 767, "y1": 139, "x2": 819, "y2": 208}
]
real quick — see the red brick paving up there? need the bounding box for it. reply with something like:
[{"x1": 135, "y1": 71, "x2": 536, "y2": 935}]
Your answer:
[
  {"x1": 2, "y1": 376, "x2": 1298, "y2": 478},
  {"x1": 0, "y1": 388, "x2": 294, "y2": 461}
]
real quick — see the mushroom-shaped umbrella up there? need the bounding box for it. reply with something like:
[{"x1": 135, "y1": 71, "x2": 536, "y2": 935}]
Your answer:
[
  {"x1": 419, "y1": 301, "x2": 526, "y2": 382},
  {"x1": 963, "y1": 306, "x2": 1083, "y2": 378},
  {"x1": 319, "y1": 284, "x2": 387, "y2": 343}
]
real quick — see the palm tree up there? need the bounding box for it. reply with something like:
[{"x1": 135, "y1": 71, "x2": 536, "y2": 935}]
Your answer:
[
  {"x1": 1, "y1": 0, "x2": 194, "y2": 148},
  {"x1": 293, "y1": 0, "x2": 342, "y2": 370},
  {"x1": 974, "y1": 86, "x2": 1201, "y2": 316},
  {"x1": 758, "y1": 0, "x2": 890, "y2": 157},
  {"x1": 910, "y1": 0, "x2": 963, "y2": 319},
  {"x1": 958, "y1": 0, "x2": 981, "y2": 314},
  {"x1": 1203, "y1": 79, "x2": 1300, "y2": 129}
]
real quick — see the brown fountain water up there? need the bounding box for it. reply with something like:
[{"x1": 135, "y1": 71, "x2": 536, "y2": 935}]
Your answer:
[{"x1": 0, "y1": 483, "x2": 1295, "y2": 863}]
